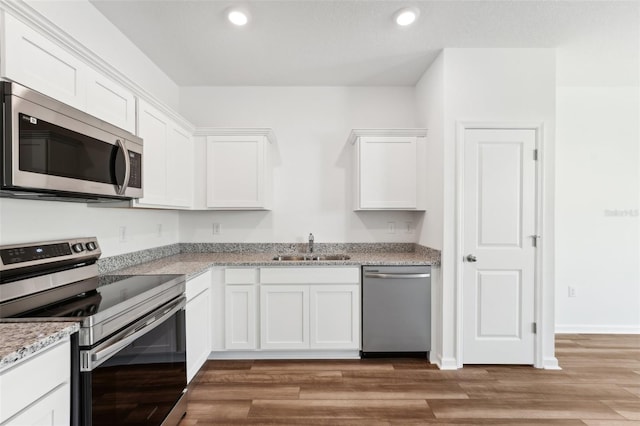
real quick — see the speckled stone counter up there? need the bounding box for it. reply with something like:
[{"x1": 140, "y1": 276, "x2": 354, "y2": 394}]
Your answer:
[
  {"x1": 111, "y1": 250, "x2": 439, "y2": 279},
  {"x1": 0, "y1": 321, "x2": 79, "y2": 369}
]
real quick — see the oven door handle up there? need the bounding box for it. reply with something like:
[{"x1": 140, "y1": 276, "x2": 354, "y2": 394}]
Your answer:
[{"x1": 81, "y1": 296, "x2": 185, "y2": 371}]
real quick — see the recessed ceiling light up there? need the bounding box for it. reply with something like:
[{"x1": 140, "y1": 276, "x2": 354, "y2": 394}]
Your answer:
[
  {"x1": 227, "y1": 9, "x2": 249, "y2": 26},
  {"x1": 394, "y1": 7, "x2": 420, "y2": 26}
]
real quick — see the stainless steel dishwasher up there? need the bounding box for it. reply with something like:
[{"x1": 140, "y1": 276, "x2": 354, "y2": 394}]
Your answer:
[{"x1": 362, "y1": 265, "x2": 431, "y2": 357}]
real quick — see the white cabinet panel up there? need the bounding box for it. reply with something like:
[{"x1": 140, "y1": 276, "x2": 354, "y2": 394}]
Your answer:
[
  {"x1": 137, "y1": 99, "x2": 168, "y2": 206},
  {"x1": 359, "y1": 136, "x2": 417, "y2": 209},
  {"x1": 260, "y1": 285, "x2": 309, "y2": 350},
  {"x1": 206, "y1": 133, "x2": 272, "y2": 210},
  {"x1": 225, "y1": 285, "x2": 258, "y2": 350},
  {"x1": 310, "y1": 285, "x2": 360, "y2": 349},
  {"x1": 85, "y1": 68, "x2": 136, "y2": 133},
  {"x1": 225, "y1": 268, "x2": 258, "y2": 285},
  {"x1": 350, "y1": 129, "x2": 427, "y2": 211},
  {"x1": 1, "y1": 383, "x2": 70, "y2": 426},
  {"x1": 3, "y1": 14, "x2": 85, "y2": 109},
  {"x1": 166, "y1": 126, "x2": 194, "y2": 207},
  {"x1": 136, "y1": 99, "x2": 193, "y2": 208},
  {"x1": 186, "y1": 270, "x2": 212, "y2": 383},
  {"x1": 260, "y1": 267, "x2": 359, "y2": 284},
  {"x1": 0, "y1": 339, "x2": 70, "y2": 425}
]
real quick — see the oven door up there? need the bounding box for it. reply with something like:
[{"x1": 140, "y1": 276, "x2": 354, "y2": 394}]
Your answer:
[
  {"x1": 79, "y1": 297, "x2": 187, "y2": 426},
  {"x1": 2, "y1": 83, "x2": 143, "y2": 199}
]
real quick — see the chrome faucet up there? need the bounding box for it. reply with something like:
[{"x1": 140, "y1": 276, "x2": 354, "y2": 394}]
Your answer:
[{"x1": 308, "y1": 233, "x2": 314, "y2": 253}]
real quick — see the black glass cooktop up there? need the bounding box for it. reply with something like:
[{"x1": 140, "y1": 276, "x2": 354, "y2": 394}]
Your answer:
[{"x1": 12, "y1": 274, "x2": 184, "y2": 319}]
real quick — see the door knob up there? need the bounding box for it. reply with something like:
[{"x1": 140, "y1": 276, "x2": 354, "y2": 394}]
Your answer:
[{"x1": 465, "y1": 254, "x2": 477, "y2": 263}]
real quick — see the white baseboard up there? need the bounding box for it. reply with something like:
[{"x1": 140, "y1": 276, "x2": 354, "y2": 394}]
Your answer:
[
  {"x1": 437, "y1": 356, "x2": 459, "y2": 370},
  {"x1": 208, "y1": 350, "x2": 361, "y2": 360},
  {"x1": 542, "y1": 357, "x2": 561, "y2": 370},
  {"x1": 555, "y1": 325, "x2": 640, "y2": 334}
]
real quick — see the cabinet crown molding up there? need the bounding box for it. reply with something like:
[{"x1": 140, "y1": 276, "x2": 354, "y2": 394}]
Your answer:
[
  {"x1": 348, "y1": 128, "x2": 427, "y2": 145},
  {"x1": 196, "y1": 127, "x2": 276, "y2": 144}
]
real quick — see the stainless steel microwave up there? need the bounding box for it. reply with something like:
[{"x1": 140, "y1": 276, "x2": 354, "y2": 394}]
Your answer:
[{"x1": 1, "y1": 82, "x2": 143, "y2": 202}]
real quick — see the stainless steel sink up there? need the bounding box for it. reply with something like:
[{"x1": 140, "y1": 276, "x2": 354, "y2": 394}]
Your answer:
[
  {"x1": 313, "y1": 254, "x2": 351, "y2": 261},
  {"x1": 272, "y1": 254, "x2": 351, "y2": 261},
  {"x1": 272, "y1": 255, "x2": 311, "y2": 261}
]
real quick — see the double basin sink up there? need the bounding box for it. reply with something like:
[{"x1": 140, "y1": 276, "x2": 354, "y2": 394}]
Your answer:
[{"x1": 272, "y1": 254, "x2": 351, "y2": 261}]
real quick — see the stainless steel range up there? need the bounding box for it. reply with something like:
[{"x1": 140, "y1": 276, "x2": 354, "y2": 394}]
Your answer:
[{"x1": 0, "y1": 237, "x2": 187, "y2": 426}]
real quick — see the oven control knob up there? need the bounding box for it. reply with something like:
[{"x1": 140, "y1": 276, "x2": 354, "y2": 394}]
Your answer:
[
  {"x1": 85, "y1": 242, "x2": 97, "y2": 251},
  {"x1": 72, "y1": 243, "x2": 85, "y2": 253}
]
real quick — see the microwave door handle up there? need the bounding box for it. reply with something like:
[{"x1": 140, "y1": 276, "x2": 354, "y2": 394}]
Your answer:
[{"x1": 115, "y1": 139, "x2": 131, "y2": 195}]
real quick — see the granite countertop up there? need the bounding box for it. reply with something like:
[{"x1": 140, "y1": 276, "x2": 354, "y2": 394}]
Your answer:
[
  {"x1": 0, "y1": 320, "x2": 80, "y2": 369},
  {"x1": 112, "y1": 251, "x2": 438, "y2": 279}
]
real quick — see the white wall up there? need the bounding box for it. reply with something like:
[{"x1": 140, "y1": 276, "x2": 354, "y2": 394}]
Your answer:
[
  {"x1": 555, "y1": 87, "x2": 639, "y2": 333},
  {"x1": 0, "y1": 199, "x2": 179, "y2": 256},
  {"x1": 552, "y1": 2, "x2": 640, "y2": 333},
  {"x1": 178, "y1": 86, "x2": 423, "y2": 243},
  {"x1": 415, "y1": 48, "x2": 557, "y2": 367},
  {"x1": 415, "y1": 52, "x2": 445, "y2": 366},
  {"x1": 23, "y1": 0, "x2": 180, "y2": 109}
]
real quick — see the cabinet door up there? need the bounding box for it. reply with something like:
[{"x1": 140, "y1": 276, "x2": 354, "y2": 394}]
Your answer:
[
  {"x1": 85, "y1": 68, "x2": 136, "y2": 133},
  {"x1": 206, "y1": 136, "x2": 267, "y2": 209},
  {"x1": 225, "y1": 285, "x2": 257, "y2": 350},
  {"x1": 0, "y1": 339, "x2": 69, "y2": 425},
  {"x1": 1, "y1": 383, "x2": 70, "y2": 426},
  {"x1": 357, "y1": 136, "x2": 417, "y2": 209},
  {"x1": 310, "y1": 285, "x2": 360, "y2": 349},
  {"x1": 137, "y1": 100, "x2": 168, "y2": 205},
  {"x1": 260, "y1": 285, "x2": 309, "y2": 350},
  {"x1": 2, "y1": 14, "x2": 86, "y2": 109},
  {"x1": 166, "y1": 125, "x2": 194, "y2": 208},
  {"x1": 186, "y1": 287, "x2": 211, "y2": 383}
]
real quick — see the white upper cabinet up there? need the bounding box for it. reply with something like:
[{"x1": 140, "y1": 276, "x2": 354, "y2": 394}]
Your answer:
[
  {"x1": 2, "y1": 13, "x2": 135, "y2": 133},
  {"x1": 2, "y1": 13, "x2": 86, "y2": 109},
  {"x1": 85, "y1": 68, "x2": 136, "y2": 133},
  {"x1": 205, "y1": 129, "x2": 275, "y2": 210},
  {"x1": 350, "y1": 129, "x2": 427, "y2": 211},
  {"x1": 136, "y1": 99, "x2": 193, "y2": 209}
]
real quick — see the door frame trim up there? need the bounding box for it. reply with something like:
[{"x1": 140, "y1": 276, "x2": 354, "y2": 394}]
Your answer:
[{"x1": 455, "y1": 122, "x2": 545, "y2": 368}]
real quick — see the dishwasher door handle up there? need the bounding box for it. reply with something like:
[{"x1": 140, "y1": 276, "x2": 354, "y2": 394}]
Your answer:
[{"x1": 364, "y1": 273, "x2": 431, "y2": 279}]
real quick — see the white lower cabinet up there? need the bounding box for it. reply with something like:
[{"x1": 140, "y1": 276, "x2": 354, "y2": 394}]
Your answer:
[
  {"x1": 186, "y1": 270, "x2": 212, "y2": 383},
  {"x1": 225, "y1": 285, "x2": 258, "y2": 350},
  {"x1": 216, "y1": 266, "x2": 361, "y2": 356},
  {"x1": 260, "y1": 285, "x2": 309, "y2": 350},
  {"x1": 223, "y1": 268, "x2": 258, "y2": 350},
  {"x1": 0, "y1": 339, "x2": 70, "y2": 426},
  {"x1": 309, "y1": 285, "x2": 360, "y2": 349}
]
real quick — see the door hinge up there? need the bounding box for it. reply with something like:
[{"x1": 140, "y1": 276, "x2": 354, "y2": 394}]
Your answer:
[
  {"x1": 530, "y1": 235, "x2": 539, "y2": 247},
  {"x1": 532, "y1": 322, "x2": 537, "y2": 334},
  {"x1": 533, "y1": 149, "x2": 538, "y2": 161}
]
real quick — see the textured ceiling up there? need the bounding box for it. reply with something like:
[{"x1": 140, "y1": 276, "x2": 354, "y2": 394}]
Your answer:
[{"x1": 89, "y1": 0, "x2": 639, "y2": 86}]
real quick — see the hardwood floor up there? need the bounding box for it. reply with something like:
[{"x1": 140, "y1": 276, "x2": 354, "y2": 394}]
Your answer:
[{"x1": 179, "y1": 335, "x2": 640, "y2": 425}]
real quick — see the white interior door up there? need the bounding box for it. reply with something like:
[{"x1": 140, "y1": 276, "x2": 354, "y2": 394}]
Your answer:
[{"x1": 462, "y1": 128, "x2": 537, "y2": 364}]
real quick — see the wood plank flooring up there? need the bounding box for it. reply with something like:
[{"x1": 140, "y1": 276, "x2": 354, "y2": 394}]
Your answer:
[{"x1": 179, "y1": 334, "x2": 640, "y2": 425}]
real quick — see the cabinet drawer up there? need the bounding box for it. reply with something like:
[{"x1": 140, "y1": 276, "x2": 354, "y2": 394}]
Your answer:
[
  {"x1": 0, "y1": 339, "x2": 70, "y2": 423},
  {"x1": 186, "y1": 270, "x2": 211, "y2": 301},
  {"x1": 225, "y1": 268, "x2": 258, "y2": 285},
  {"x1": 260, "y1": 267, "x2": 360, "y2": 284}
]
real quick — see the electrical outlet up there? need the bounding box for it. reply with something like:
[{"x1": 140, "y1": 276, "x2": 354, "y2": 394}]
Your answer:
[
  {"x1": 156, "y1": 224, "x2": 163, "y2": 238},
  {"x1": 119, "y1": 226, "x2": 127, "y2": 243},
  {"x1": 568, "y1": 286, "x2": 576, "y2": 297},
  {"x1": 212, "y1": 223, "x2": 221, "y2": 235},
  {"x1": 387, "y1": 221, "x2": 396, "y2": 234},
  {"x1": 405, "y1": 221, "x2": 413, "y2": 233}
]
